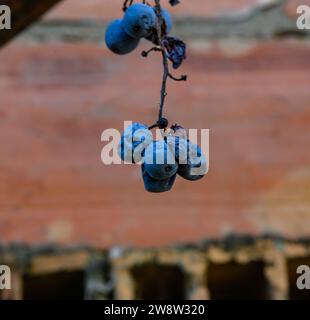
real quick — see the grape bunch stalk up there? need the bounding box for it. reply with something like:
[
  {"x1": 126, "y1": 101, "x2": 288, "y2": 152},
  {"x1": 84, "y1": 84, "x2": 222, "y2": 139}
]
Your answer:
[
  {"x1": 106, "y1": 0, "x2": 186, "y2": 128},
  {"x1": 105, "y1": 0, "x2": 207, "y2": 193}
]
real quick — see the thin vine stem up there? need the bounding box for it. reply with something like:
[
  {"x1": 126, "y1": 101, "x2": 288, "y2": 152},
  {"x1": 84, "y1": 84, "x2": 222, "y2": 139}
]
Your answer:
[
  {"x1": 168, "y1": 73, "x2": 187, "y2": 82},
  {"x1": 141, "y1": 46, "x2": 161, "y2": 57},
  {"x1": 154, "y1": 0, "x2": 169, "y2": 122},
  {"x1": 124, "y1": 0, "x2": 186, "y2": 129},
  {"x1": 159, "y1": 50, "x2": 169, "y2": 120}
]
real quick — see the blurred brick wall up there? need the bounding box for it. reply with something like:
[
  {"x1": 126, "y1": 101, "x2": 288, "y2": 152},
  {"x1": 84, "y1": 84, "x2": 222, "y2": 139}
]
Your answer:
[
  {"x1": 0, "y1": 0, "x2": 310, "y2": 248},
  {"x1": 45, "y1": 0, "x2": 259, "y2": 19}
]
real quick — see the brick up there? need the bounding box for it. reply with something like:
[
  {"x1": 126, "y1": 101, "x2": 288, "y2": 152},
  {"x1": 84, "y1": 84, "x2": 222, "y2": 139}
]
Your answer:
[
  {"x1": 0, "y1": 39, "x2": 309, "y2": 247},
  {"x1": 30, "y1": 251, "x2": 90, "y2": 274},
  {"x1": 46, "y1": 0, "x2": 259, "y2": 20}
]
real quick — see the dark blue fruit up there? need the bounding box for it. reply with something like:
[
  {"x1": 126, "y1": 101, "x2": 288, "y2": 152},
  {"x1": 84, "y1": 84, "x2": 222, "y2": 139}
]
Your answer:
[
  {"x1": 163, "y1": 36, "x2": 187, "y2": 69},
  {"x1": 118, "y1": 123, "x2": 153, "y2": 163},
  {"x1": 173, "y1": 138, "x2": 208, "y2": 181},
  {"x1": 143, "y1": 140, "x2": 178, "y2": 180},
  {"x1": 142, "y1": 164, "x2": 177, "y2": 193},
  {"x1": 123, "y1": 3, "x2": 157, "y2": 39},
  {"x1": 178, "y1": 161, "x2": 206, "y2": 181},
  {"x1": 168, "y1": 136, "x2": 188, "y2": 164},
  {"x1": 105, "y1": 19, "x2": 140, "y2": 55}
]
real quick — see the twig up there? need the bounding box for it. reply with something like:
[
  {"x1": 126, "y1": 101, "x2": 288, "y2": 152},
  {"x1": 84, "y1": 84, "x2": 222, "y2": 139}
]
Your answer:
[
  {"x1": 154, "y1": 0, "x2": 170, "y2": 122},
  {"x1": 158, "y1": 50, "x2": 169, "y2": 120},
  {"x1": 127, "y1": 0, "x2": 187, "y2": 129},
  {"x1": 141, "y1": 46, "x2": 162, "y2": 57},
  {"x1": 123, "y1": 0, "x2": 134, "y2": 12},
  {"x1": 168, "y1": 73, "x2": 187, "y2": 81}
]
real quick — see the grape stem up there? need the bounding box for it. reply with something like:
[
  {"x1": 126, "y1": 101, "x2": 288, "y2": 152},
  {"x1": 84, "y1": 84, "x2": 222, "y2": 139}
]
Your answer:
[
  {"x1": 122, "y1": 0, "x2": 134, "y2": 12},
  {"x1": 124, "y1": 0, "x2": 187, "y2": 129},
  {"x1": 154, "y1": 0, "x2": 169, "y2": 121},
  {"x1": 123, "y1": 0, "x2": 146, "y2": 11},
  {"x1": 168, "y1": 73, "x2": 187, "y2": 81},
  {"x1": 141, "y1": 46, "x2": 161, "y2": 57},
  {"x1": 154, "y1": 0, "x2": 187, "y2": 125}
]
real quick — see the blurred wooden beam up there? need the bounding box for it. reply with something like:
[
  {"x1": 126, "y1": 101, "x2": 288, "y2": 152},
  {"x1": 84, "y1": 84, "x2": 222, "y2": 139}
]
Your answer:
[{"x1": 0, "y1": 0, "x2": 63, "y2": 48}]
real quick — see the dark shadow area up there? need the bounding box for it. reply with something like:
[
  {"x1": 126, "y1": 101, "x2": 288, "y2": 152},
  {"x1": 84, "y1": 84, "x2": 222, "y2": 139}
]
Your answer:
[
  {"x1": 23, "y1": 270, "x2": 85, "y2": 300},
  {"x1": 287, "y1": 257, "x2": 310, "y2": 300},
  {"x1": 131, "y1": 263, "x2": 186, "y2": 300},
  {"x1": 207, "y1": 260, "x2": 270, "y2": 300}
]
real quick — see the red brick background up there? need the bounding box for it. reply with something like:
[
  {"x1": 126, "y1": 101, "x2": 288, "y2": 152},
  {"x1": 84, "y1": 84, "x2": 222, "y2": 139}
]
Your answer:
[
  {"x1": 0, "y1": 0, "x2": 309, "y2": 248},
  {"x1": 46, "y1": 0, "x2": 259, "y2": 19}
]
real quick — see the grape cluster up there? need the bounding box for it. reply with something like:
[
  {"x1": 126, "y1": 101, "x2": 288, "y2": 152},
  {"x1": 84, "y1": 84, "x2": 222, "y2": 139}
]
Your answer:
[
  {"x1": 105, "y1": 2, "x2": 185, "y2": 69},
  {"x1": 106, "y1": 1, "x2": 202, "y2": 193},
  {"x1": 118, "y1": 123, "x2": 207, "y2": 193}
]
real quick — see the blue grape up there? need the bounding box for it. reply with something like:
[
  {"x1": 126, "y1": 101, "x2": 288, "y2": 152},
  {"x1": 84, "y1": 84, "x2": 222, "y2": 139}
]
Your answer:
[
  {"x1": 142, "y1": 164, "x2": 177, "y2": 193},
  {"x1": 118, "y1": 123, "x2": 153, "y2": 163},
  {"x1": 170, "y1": 137, "x2": 207, "y2": 181},
  {"x1": 105, "y1": 19, "x2": 140, "y2": 55},
  {"x1": 123, "y1": 3, "x2": 157, "y2": 39},
  {"x1": 143, "y1": 140, "x2": 178, "y2": 180},
  {"x1": 178, "y1": 160, "x2": 207, "y2": 181}
]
